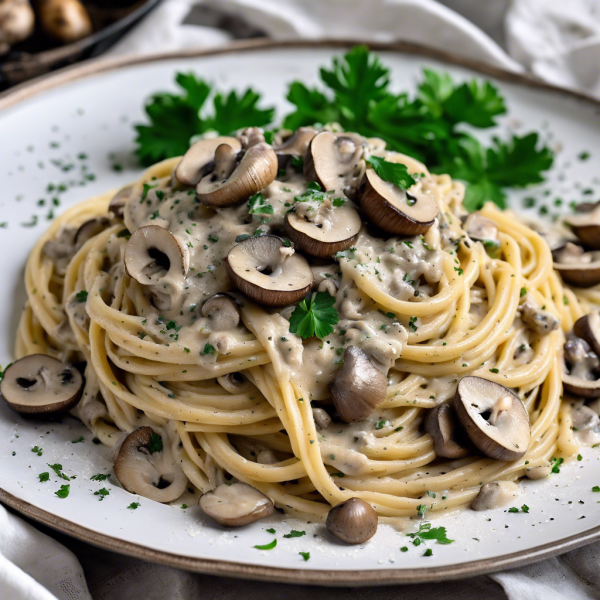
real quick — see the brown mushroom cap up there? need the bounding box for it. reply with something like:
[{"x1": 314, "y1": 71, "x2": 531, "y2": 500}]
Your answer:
[
  {"x1": 275, "y1": 127, "x2": 318, "y2": 157},
  {"x1": 108, "y1": 185, "x2": 133, "y2": 219},
  {"x1": 0, "y1": 355, "x2": 83, "y2": 416},
  {"x1": 562, "y1": 337, "x2": 600, "y2": 398},
  {"x1": 175, "y1": 137, "x2": 241, "y2": 187},
  {"x1": 464, "y1": 213, "x2": 499, "y2": 243},
  {"x1": 454, "y1": 376, "x2": 530, "y2": 461},
  {"x1": 217, "y1": 372, "x2": 254, "y2": 394},
  {"x1": 196, "y1": 142, "x2": 278, "y2": 208},
  {"x1": 329, "y1": 346, "x2": 387, "y2": 423},
  {"x1": 75, "y1": 217, "x2": 110, "y2": 247},
  {"x1": 124, "y1": 225, "x2": 189, "y2": 285},
  {"x1": 225, "y1": 235, "x2": 314, "y2": 307},
  {"x1": 326, "y1": 498, "x2": 378, "y2": 544},
  {"x1": 304, "y1": 132, "x2": 364, "y2": 196},
  {"x1": 114, "y1": 427, "x2": 187, "y2": 503},
  {"x1": 565, "y1": 202, "x2": 600, "y2": 250},
  {"x1": 359, "y1": 169, "x2": 438, "y2": 236},
  {"x1": 574, "y1": 312, "x2": 600, "y2": 357},
  {"x1": 199, "y1": 482, "x2": 274, "y2": 527},
  {"x1": 201, "y1": 294, "x2": 240, "y2": 331},
  {"x1": 553, "y1": 243, "x2": 600, "y2": 288},
  {"x1": 424, "y1": 403, "x2": 470, "y2": 459},
  {"x1": 284, "y1": 203, "x2": 361, "y2": 258}
]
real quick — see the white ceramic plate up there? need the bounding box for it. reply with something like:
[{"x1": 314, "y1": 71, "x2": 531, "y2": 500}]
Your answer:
[{"x1": 0, "y1": 41, "x2": 599, "y2": 586}]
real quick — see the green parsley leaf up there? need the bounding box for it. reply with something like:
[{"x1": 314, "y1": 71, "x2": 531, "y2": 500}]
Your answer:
[
  {"x1": 289, "y1": 292, "x2": 339, "y2": 340},
  {"x1": 71, "y1": 436, "x2": 84, "y2": 443},
  {"x1": 521, "y1": 504, "x2": 529, "y2": 513},
  {"x1": 550, "y1": 457, "x2": 564, "y2": 474},
  {"x1": 31, "y1": 445, "x2": 42, "y2": 456},
  {"x1": 47, "y1": 463, "x2": 70, "y2": 481},
  {"x1": 299, "y1": 551, "x2": 310, "y2": 561},
  {"x1": 55, "y1": 484, "x2": 70, "y2": 499},
  {"x1": 283, "y1": 530, "x2": 306, "y2": 538},
  {"x1": 94, "y1": 488, "x2": 110, "y2": 501},
  {"x1": 128, "y1": 502, "x2": 140, "y2": 509},
  {"x1": 423, "y1": 548, "x2": 433, "y2": 557},
  {"x1": 254, "y1": 539, "x2": 277, "y2": 550},
  {"x1": 592, "y1": 486, "x2": 600, "y2": 492},
  {"x1": 39, "y1": 472, "x2": 49, "y2": 482},
  {"x1": 248, "y1": 193, "x2": 274, "y2": 215},
  {"x1": 407, "y1": 522, "x2": 454, "y2": 545},
  {"x1": 366, "y1": 156, "x2": 417, "y2": 189},
  {"x1": 508, "y1": 507, "x2": 519, "y2": 513},
  {"x1": 90, "y1": 473, "x2": 109, "y2": 481},
  {"x1": 75, "y1": 291, "x2": 88, "y2": 303},
  {"x1": 201, "y1": 343, "x2": 216, "y2": 356},
  {"x1": 148, "y1": 433, "x2": 163, "y2": 454},
  {"x1": 266, "y1": 528, "x2": 276, "y2": 534}
]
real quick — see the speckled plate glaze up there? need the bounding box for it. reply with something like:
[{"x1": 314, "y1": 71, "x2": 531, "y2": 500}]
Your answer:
[{"x1": 1, "y1": 40, "x2": 600, "y2": 586}]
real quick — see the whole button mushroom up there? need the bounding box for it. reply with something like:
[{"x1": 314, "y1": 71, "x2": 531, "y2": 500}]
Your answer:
[
  {"x1": 225, "y1": 235, "x2": 314, "y2": 307},
  {"x1": 0, "y1": 0, "x2": 35, "y2": 53},
  {"x1": 424, "y1": 403, "x2": 470, "y2": 459},
  {"x1": 326, "y1": 498, "x2": 378, "y2": 544},
  {"x1": 454, "y1": 376, "x2": 531, "y2": 461},
  {"x1": 329, "y1": 346, "x2": 387, "y2": 423},
  {"x1": 124, "y1": 225, "x2": 189, "y2": 285},
  {"x1": 0, "y1": 354, "x2": 84, "y2": 416},
  {"x1": 196, "y1": 142, "x2": 278, "y2": 208},
  {"x1": 175, "y1": 137, "x2": 242, "y2": 187},
  {"x1": 114, "y1": 427, "x2": 187, "y2": 503},
  {"x1": 471, "y1": 481, "x2": 520, "y2": 511},
  {"x1": 358, "y1": 167, "x2": 439, "y2": 236},
  {"x1": 199, "y1": 482, "x2": 274, "y2": 527},
  {"x1": 284, "y1": 202, "x2": 362, "y2": 258}
]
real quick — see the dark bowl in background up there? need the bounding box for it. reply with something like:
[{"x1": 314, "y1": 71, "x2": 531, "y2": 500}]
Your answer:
[{"x1": 0, "y1": 0, "x2": 162, "y2": 90}]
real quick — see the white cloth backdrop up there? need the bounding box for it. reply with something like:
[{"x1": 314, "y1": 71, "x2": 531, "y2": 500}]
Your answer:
[{"x1": 3, "y1": 1, "x2": 600, "y2": 599}]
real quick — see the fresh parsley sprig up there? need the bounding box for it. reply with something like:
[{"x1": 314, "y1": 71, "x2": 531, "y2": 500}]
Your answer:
[
  {"x1": 248, "y1": 193, "x2": 274, "y2": 215},
  {"x1": 406, "y1": 522, "x2": 454, "y2": 546},
  {"x1": 289, "y1": 292, "x2": 339, "y2": 340},
  {"x1": 366, "y1": 156, "x2": 417, "y2": 189}
]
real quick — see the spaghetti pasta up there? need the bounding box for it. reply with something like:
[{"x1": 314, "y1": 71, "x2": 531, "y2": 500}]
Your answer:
[{"x1": 13, "y1": 129, "x2": 600, "y2": 525}]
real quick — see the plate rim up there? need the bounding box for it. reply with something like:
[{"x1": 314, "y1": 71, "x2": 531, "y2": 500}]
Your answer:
[{"x1": 1, "y1": 38, "x2": 600, "y2": 586}]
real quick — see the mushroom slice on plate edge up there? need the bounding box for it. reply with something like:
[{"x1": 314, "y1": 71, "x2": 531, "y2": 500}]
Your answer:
[
  {"x1": 199, "y1": 482, "x2": 274, "y2": 526},
  {"x1": 225, "y1": 235, "x2": 314, "y2": 307},
  {"x1": 114, "y1": 427, "x2": 187, "y2": 503},
  {"x1": 454, "y1": 376, "x2": 530, "y2": 461},
  {"x1": 0, "y1": 354, "x2": 84, "y2": 416}
]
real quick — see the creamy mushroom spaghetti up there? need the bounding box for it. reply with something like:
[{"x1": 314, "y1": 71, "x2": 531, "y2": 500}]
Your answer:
[{"x1": 10, "y1": 127, "x2": 600, "y2": 530}]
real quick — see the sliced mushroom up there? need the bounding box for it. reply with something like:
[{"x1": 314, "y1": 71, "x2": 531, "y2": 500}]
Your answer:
[
  {"x1": 571, "y1": 404, "x2": 600, "y2": 431},
  {"x1": 525, "y1": 463, "x2": 551, "y2": 479},
  {"x1": 201, "y1": 294, "x2": 240, "y2": 331},
  {"x1": 237, "y1": 127, "x2": 265, "y2": 149},
  {"x1": 124, "y1": 226, "x2": 189, "y2": 285},
  {"x1": 454, "y1": 376, "x2": 530, "y2": 461},
  {"x1": 199, "y1": 482, "x2": 274, "y2": 526},
  {"x1": 217, "y1": 372, "x2": 254, "y2": 394},
  {"x1": 197, "y1": 143, "x2": 278, "y2": 208},
  {"x1": 275, "y1": 127, "x2": 318, "y2": 158},
  {"x1": 225, "y1": 235, "x2": 313, "y2": 307},
  {"x1": 565, "y1": 202, "x2": 600, "y2": 250},
  {"x1": 284, "y1": 202, "x2": 361, "y2": 258},
  {"x1": 114, "y1": 427, "x2": 187, "y2": 503},
  {"x1": 304, "y1": 132, "x2": 364, "y2": 197},
  {"x1": 470, "y1": 481, "x2": 519, "y2": 511},
  {"x1": 464, "y1": 213, "x2": 500, "y2": 255},
  {"x1": 75, "y1": 217, "x2": 110, "y2": 248},
  {"x1": 553, "y1": 243, "x2": 600, "y2": 288},
  {"x1": 574, "y1": 312, "x2": 600, "y2": 356},
  {"x1": 359, "y1": 168, "x2": 438, "y2": 235},
  {"x1": 326, "y1": 498, "x2": 378, "y2": 544},
  {"x1": 562, "y1": 337, "x2": 600, "y2": 398},
  {"x1": 175, "y1": 137, "x2": 241, "y2": 187},
  {"x1": 329, "y1": 346, "x2": 387, "y2": 423},
  {"x1": 424, "y1": 403, "x2": 470, "y2": 459},
  {"x1": 520, "y1": 299, "x2": 560, "y2": 335},
  {"x1": 0, "y1": 355, "x2": 83, "y2": 416},
  {"x1": 312, "y1": 407, "x2": 332, "y2": 430},
  {"x1": 108, "y1": 185, "x2": 132, "y2": 219}
]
